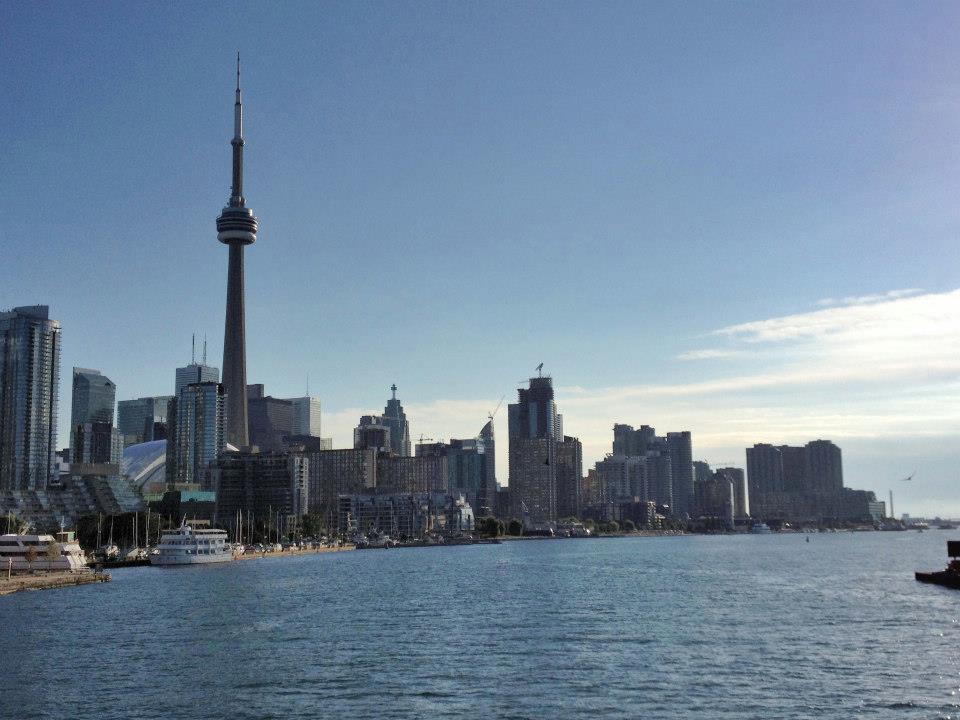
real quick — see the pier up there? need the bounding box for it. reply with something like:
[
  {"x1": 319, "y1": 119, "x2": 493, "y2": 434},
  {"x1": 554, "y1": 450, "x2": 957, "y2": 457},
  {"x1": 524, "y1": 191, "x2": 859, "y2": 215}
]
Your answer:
[
  {"x1": 234, "y1": 544, "x2": 355, "y2": 561},
  {"x1": 0, "y1": 571, "x2": 111, "y2": 597}
]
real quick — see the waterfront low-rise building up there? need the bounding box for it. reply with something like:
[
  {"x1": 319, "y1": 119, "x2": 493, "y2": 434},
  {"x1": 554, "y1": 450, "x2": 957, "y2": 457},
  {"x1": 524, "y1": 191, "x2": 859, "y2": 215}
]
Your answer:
[{"x1": 338, "y1": 492, "x2": 474, "y2": 538}]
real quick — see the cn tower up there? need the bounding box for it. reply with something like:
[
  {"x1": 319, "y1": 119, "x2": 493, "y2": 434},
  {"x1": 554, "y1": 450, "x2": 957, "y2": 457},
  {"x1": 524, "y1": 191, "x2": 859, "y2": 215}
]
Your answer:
[{"x1": 216, "y1": 54, "x2": 258, "y2": 448}]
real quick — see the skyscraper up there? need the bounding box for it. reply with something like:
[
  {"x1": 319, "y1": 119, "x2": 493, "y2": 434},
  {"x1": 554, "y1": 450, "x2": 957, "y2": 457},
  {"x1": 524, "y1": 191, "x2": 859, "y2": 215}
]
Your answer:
[
  {"x1": 477, "y1": 419, "x2": 497, "y2": 515},
  {"x1": 646, "y1": 451, "x2": 673, "y2": 510},
  {"x1": 509, "y1": 376, "x2": 558, "y2": 442},
  {"x1": 247, "y1": 385, "x2": 294, "y2": 451},
  {"x1": 287, "y1": 396, "x2": 322, "y2": 437},
  {"x1": 175, "y1": 362, "x2": 219, "y2": 396},
  {"x1": 746, "y1": 440, "x2": 844, "y2": 522},
  {"x1": 717, "y1": 466, "x2": 748, "y2": 518},
  {"x1": 694, "y1": 471, "x2": 735, "y2": 529},
  {"x1": 666, "y1": 431, "x2": 693, "y2": 518},
  {"x1": 70, "y1": 367, "x2": 116, "y2": 458},
  {"x1": 555, "y1": 436, "x2": 583, "y2": 520},
  {"x1": 595, "y1": 454, "x2": 647, "y2": 503},
  {"x1": 167, "y1": 382, "x2": 226, "y2": 488},
  {"x1": 0, "y1": 306, "x2": 60, "y2": 490},
  {"x1": 382, "y1": 384, "x2": 411, "y2": 457},
  {"x1": 217, "y1": 55, "x2": 259, "y2": 448},
  {"x1": 804, "y1": 440, "x2": 843, "y2": 493},
  {"x1": 72, "y1": 422, "x2": 122, "y2": 465},
  {"x1": 612, "y1": 424, "x2": 639, "y2": 456},
  {"x1": 354, "y1": 415, "x2": 393, "y2": 453},
  {"x1": 508, "y1": 375, "x2": 560, "y2": 528},
  {"x1": 117, "y1": 395, "x2": 173, "y2": 446}
]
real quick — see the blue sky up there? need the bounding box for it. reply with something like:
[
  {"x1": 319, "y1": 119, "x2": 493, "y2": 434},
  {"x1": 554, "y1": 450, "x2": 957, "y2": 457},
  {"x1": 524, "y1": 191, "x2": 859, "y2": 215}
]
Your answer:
[{"x1": 2, "y1": 2, "x2": 959, "y2": 515}]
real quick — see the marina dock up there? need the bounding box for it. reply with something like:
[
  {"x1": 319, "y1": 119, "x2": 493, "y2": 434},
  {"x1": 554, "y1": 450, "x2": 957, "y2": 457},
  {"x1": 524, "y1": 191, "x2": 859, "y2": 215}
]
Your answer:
[
  {"x1": 0, "y1": 571, "x2": 111, "y2": 596},
  {"x1": 234, "y1": 544, "x2": 355, "y2": 561}
]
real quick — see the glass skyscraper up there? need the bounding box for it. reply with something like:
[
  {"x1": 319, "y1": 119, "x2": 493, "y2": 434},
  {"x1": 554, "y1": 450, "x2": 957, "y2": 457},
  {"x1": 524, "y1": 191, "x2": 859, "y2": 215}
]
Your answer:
[
  {"x1": 168, "y1": 382, "x2": 226, "y2": 488},
  {"x1": 70, "y1": 367, "x2": 116, "y2": 457},
  {"x1": 175, "y1": 362, "x2": 219, "y2": 396},
  {"x1": 0, "y1": 306, "x2": 61, "y2": 491},
  {"x1": 117, "y1": 395, "x2": 173, "y2": 446}
]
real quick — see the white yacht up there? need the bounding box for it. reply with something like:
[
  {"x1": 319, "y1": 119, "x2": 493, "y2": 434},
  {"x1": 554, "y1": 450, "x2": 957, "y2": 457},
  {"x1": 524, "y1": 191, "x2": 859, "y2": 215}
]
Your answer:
[
  {"x1": 0, "y1": 531, "x2": 89, "y2": 572},
  {"x1": 151, "y1": 522, "x2": 236, "y2": 566}
]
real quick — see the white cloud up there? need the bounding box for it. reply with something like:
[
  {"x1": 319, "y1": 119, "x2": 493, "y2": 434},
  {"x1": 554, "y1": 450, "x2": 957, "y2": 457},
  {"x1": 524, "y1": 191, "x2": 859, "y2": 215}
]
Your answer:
[
  {"x1": 675, "y1": 348, "x2": 747, "y2": 361},
  {"x1": 321, "y1": 288, "x2": 960, "y2": 515},
  {"x1": 815, "y1": 288, "x2": 923, "y2": 307}
]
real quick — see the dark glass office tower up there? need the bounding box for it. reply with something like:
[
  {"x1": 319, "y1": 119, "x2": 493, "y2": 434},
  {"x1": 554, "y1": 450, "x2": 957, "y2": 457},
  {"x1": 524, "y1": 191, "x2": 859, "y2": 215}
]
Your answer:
[{"x1": 70, "y1": 367, "x2": 116, "y2": 457}]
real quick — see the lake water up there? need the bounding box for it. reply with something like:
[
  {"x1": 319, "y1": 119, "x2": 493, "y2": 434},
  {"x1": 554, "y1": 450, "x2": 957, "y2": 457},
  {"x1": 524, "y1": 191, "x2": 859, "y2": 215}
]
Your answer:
[{"x1": 2, "y1": 531, "x2": 959, "y2": 719}]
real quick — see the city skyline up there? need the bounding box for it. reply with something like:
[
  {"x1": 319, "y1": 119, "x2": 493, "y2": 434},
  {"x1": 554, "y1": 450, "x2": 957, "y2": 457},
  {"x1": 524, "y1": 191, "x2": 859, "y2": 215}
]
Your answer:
[{"x1": 3, "y1": 3, "x2": 959, "y2": 514}]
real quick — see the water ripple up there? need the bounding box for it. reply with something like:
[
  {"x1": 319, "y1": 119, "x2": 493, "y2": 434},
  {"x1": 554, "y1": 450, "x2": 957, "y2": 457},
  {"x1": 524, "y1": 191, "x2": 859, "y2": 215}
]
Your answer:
[{"x1": 1, "y1": 532, "x2": 959, "y2": 718}]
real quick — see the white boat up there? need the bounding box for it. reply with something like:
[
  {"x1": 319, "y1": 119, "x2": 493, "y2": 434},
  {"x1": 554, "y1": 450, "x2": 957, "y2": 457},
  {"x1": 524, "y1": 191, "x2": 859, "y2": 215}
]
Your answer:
[
  {"x1": 750, "y1": 522, "x2": 772, "y2": 534},
  {"x1": 150, "y1": 522, "x2": 236, "y2": 566},
  {"x1": 0, "y1": 530, "x2": 88, "y2": 572},
  {"x1": 98, "y1": 544, "x2": 119, "y2": 561}
]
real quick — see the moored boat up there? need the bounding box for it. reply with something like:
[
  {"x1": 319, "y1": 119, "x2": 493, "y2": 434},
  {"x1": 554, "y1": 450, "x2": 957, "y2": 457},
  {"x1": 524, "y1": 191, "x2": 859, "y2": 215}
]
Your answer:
[
  {"x1": 0, "y1": 530, "x2": 88, "y2": 572},
  {"x1": 150, "y1": 521, "x2": 236, "y2": 566}
]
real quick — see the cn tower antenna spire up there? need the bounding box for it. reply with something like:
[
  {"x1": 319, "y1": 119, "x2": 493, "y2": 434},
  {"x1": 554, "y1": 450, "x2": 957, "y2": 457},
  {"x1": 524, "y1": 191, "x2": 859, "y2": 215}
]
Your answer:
[{"x1": 217, "y1": 54, "x2": 259, "y2": 449}]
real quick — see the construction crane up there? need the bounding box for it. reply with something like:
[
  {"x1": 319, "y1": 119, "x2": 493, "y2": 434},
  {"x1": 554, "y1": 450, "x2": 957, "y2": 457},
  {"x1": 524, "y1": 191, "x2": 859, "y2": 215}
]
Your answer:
[
  {"x1": 517, "y1": 363, "x2": 546, "y2": 385},
  {"x1": 488, "y1": 395, "x2": 505, "y2": 423}
]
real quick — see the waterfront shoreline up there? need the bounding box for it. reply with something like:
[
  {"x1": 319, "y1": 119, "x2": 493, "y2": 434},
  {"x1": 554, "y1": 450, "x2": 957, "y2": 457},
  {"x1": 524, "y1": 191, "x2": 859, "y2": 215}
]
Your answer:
[
  {"x1": 234, "y1": 544, "x2": 356, "y2": 561},
  {"x1": 0, "y1": 570, "x2": 110, "y2": 596}
]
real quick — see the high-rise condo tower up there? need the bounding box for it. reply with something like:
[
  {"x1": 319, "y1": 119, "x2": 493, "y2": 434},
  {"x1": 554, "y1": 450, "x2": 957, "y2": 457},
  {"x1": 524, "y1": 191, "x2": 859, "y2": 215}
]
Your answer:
[{"x1": 216, "y1": 55, "x2": 258, "y2": 448}]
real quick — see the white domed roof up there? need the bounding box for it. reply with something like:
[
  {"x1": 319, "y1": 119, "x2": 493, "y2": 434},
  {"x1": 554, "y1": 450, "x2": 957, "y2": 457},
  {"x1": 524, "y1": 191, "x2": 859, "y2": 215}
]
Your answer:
[{"x1": 122, "y1": 439, "x2": 167, "y2": 488}]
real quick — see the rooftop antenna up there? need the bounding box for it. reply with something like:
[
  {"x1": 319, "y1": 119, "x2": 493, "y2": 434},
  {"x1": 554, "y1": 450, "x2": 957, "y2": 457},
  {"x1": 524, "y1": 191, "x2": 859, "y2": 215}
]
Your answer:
[
  {"x1": 391, "y1": 383, "x2": 397, "y2": 400},
  {"x1": 306, "y1": 372, "x2": 310, "y2": 397},
  {"x1": 203, "y1": 335, "x2": 208, "y2": 364},
  {"x1": 536, "y1": 362, "x2": 544, "y2": 377},
  {"x1": 191, "y1": 333, "x2": 196, "y2": 364}
]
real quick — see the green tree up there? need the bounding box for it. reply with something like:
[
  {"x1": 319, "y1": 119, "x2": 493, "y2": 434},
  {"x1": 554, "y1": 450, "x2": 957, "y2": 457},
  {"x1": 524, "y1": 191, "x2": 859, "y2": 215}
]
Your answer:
[
  {"x1": 607, "y1": 521, "x2": 620, "y2": 533},
  {"x1": 3, "y1": 513, "x2": 29, "y2": 535},
  {"x1": 622, "y1": 519, "x2": 636, "y2": 533},
  {"x1": 300, "y1": 514, "x2": 326, "y2": 538},
  {"x1": 507, "y1": 519, "x2": 523, "y2": 536},
  {"x1": 476, "y1": 517, "x2": 501, "y2": 537},
  {"x1": 44, "y1": 540, "x2": 61, "y2": 569},
  {"x1": 25, "y1": 545, "x2": 37, "y2": 571}
]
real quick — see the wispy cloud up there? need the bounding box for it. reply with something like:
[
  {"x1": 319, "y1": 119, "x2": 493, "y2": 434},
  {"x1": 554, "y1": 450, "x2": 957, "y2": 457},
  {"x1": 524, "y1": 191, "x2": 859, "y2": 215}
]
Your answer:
[
  {"x1": 815, "y1": 288, "x2": 923, "y2": 308},
  {"x1": 559, "y1": 287, "x2": 960, "y2": 486},
  {"x1": 676, "y1": 348, "x2": 747, "y2": 361},
  {"x1": 323, "y1": 288, "x2": 960, "y2": 513}
]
